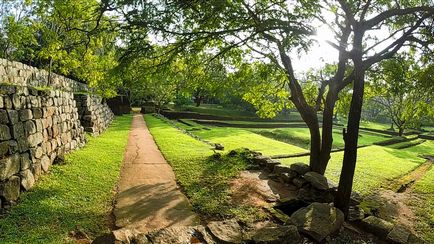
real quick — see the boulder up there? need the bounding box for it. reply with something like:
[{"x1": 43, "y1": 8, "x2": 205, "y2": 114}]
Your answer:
[
  {"x1": 303, "y1": 171, "x2": 329, "y2": 190},
  {"x1": 289, "y1": 163, "x2": 310, "y2": 175},
  {"x1": 273, "y1": 165, "x2": 292, "y2": 175},
  {"x1": 0, "y1": 176, "x2": 20, "y2": 202},
  {"x1": 20, "y1": 169, "x2": 35, "y2": 191},
  {"x1": 147, "y1": 226, "x2": 215, "y2": 244},
  {"x1": 360, "y1": 216, "x2": 394, "y2": 239},
  {"x1": 207, "y1": 219, "x2": 242, "y2": 243},
  {"x1": 292, "y1": 177, "x2": 307, "y2": 188},
  {"x1": 290, "y1": 202, "x2": 344, "y2": 242},
  {"x1": 249, "y1": 225, "x2": 300, "y2": 244},
  {"x1": 386, "y1": 225, "x2": 411, "y2": 244}
]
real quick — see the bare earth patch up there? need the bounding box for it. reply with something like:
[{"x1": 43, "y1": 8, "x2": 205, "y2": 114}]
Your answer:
[{"x1": 230, "y1": 170, "x2": 297, "y2": 209}]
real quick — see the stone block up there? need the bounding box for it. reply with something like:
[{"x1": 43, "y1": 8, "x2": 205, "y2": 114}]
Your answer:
[
  {"x1": 28, "y1": 132, "x2": 43, "y2": 147},
  {"x1": 20, "y1": 152, "x2": 31, "y2": 170},
  {"x1": 19, "y1": 109, "x2": 33, "y2": 121},
  {"x1": 0, "y1": 176, "x2": 20, "y2": 202},
  {"x1": 20, "y1": 169, "x2": 35, "y2": 191},
  {"x1": 32, "y1": 108, "x2": 43, "y2": 119},
  {"x1": 7, "y1": 110, "x2": 18, "y2": 124},
  {"x1": 0, "y1": 109, "x2": 8, "y2": 123},
  {"x1": 11, "y1": 122, "x2": 25, "y2": 138},
  {"x1": 41, "y1": 155, "x2": 50, "y2": 172},
  {"x1": 0, "y1": 124, "x2": 11, "y2": 141},
  {"x1": 24, "y1": 120, "x2": 36, "y2": 135},
  {"x1": 0, "y1": 154, "x2": 20, "y2": 181}
]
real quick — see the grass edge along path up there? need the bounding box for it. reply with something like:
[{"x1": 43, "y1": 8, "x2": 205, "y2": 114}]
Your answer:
[
  {"x1": 0, "y1": 115, "x2": 132, "y2": 243},
  {"x1": 144, "y1": 114, "x2": 268, "y2": 223}
]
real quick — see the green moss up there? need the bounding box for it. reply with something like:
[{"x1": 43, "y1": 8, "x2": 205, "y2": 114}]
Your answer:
[{"x1": 0, "y1": 115, "x2": 132, "y2": 243}]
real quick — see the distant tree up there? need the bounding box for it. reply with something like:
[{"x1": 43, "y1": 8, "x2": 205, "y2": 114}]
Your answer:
[{"x1": 371, "y1": 56, "x2": 434, "y2": 136}]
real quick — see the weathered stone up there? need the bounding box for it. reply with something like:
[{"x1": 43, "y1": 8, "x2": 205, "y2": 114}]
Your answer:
[
  {"x1": 407, "y1": 233, "x2": 424, "y2": 244},
  {"x1": 31, "y1": 108, "x2": 43, "y2": 119},
  {"x1": 20, "y1": 153, "x2": 31, "y2": 170},
  {"x1": 207, "y1": 219, "x2": 242, "y2": 243},
  {"x1": 16, "y1": 137, "x2": 29, "y2": 152},
  {"x1": 248, "y1": 225, "x2": 300, "y2": 244},
  {"x1": 0, "y1": 109, "x2": 8, "y2": 123},
  {"x1": 19, "y1": 109, "x2": 33, "y2": 121},
  {"x1": 20, "y1": 169, "x2": 35, "y2": 191},
  {"x1": 7, "y1": 110, "x2": 18, "y2": 124},
  {"x1": 11, "y1": 122, "x2": 24, "y2": 138},
  {"x1": 147, "y1": 226, "x2": 215, "y2": 244},
  {"x1": 24, "y1": 120, "x2": 36, "y2": 135},
  {"x1": 280, "y1": 171, "x2": 298, "y2": 183},
  {"x1": 28, "y1": 132, "x2": 43, "y2": 147},
  {"x1": 8, "y1": 140, "x2": 18, "y2": 154},
  {"x1": 291, "y1": 202, "x2": 344, "y2": 242},
  {"x1": 31, "y1": 161, "x2": 42, "y2": 181},
  {"x1": 297, "y1": 185, "x2": 334, "y2": 203},
  {"x1": 0, "y1": 175, "x2": 20, "y2": 202},
  {"x1": 0, "y1": 141, "x2": 9, "y2": 156},
  {"x1": 0, "y1": 124, "x2": 12, "y2": 141},
  {"x1": 274, "y1": 198, "x2": 310, "y2": 216},
  {"x1": 31, "y1": 146, "x2": 43, "y2": 159},
  {"x1": 0, "y1": 154, "x2": 20, "y2": 181},
  {"x1": 348, "y1": 206, "x2": 365, "y2": 222},
  {"x1": 303, "y1": 171, "x2": 329, "y2": 190},
  {"x1": 360, "y1": 216, "x2": 394, "y2": 239},
  {"x1": 289, "y1": 163, "x2": 310, "y2": 175},
  {"x1": 292, "y1": 177, "x2": 307, "y2": 188},
  {"x1": 266, "y1": 160, "x2": 281, "y2": 171},
  {"x1": 41, "y1": 155, "x2": 50, "y2": 172},
  {"x1": 274, "y1": 164, "x2": 292, "y2": 175},
  {"x1": 214, "y1": 143, "x2": 224, "y2": 150}
]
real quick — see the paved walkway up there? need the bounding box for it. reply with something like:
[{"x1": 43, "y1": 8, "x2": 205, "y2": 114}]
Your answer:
[{"x1": 114, "y1": 114, "x2": 199, "y2": 233}]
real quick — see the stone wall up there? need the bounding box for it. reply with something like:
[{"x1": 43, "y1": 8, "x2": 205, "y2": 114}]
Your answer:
[
  {"x1": 0, "y1": 84, "x2": 86, "y2": 209},
  {"x1": 0, "y1": 59, "x2": 88, "y2": 92},
  {"x1": 75, "y1": 94, "x2": 114, "y2": 136},
  {"x1": 0, "y1": 59, "x2": 115, "y2": 210}
]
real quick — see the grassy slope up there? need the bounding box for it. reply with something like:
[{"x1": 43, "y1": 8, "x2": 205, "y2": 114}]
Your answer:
[
  {"x1": 411, "y1": 141, "x2": 434, "y2": 242},
  {"x1": 0, "y1": 115, "x2": 132, "y2": 243},
  {"x1": 280, "y1": 145, "x2": 426, "y2": 195},
  {"x1": 193, "y1": 127, "x2": 307, "y2": 156},
  {"x1": 145, "y1": 115, "x2": 266, "y2": 222},
  {"x1": 250, "y1": 127, "x2": 389, "y2": 150}
]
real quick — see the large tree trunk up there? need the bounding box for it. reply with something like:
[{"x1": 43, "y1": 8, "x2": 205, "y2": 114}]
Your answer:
[
  {"x1": 398, "y1": 126, "x2": 404, "y2": 137},
  {"x1": 318, "y1": 90, "x2": 338, "y2": 174},
  {"x1": 335, "y1": 32, "x2": 365, "y2": 217}
]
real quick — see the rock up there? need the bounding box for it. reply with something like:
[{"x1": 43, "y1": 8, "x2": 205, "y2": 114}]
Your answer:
[
  {"x1": 290, "y1": 202, "x2": 344, "y2": 242},
  {"x1": 303, "y1": 171, "x2": 329, "y2": 190},
  {"x1": 108, "y1": 228, "x2": 145, "y2": 244},
  {"x1": 289, "y1": 163, "x2": 310, "y2": 175},
  {"x1": 207, "y1": 219, "x2": 242, "y2": 243},
  {"x1": 7, "y1": 110, "x2": 19, "y2": 124},
  {"x1": 0, "y1": 176, "x2": 20, "y2": 202},
  {"x1": 274, "y1": 198, "x2": 310, "y2": 216},
  {"x1": 19, "y1": 109, "x2": 33, "y2": 121},
  {"x1": 292, "y1": 177, "x2": 307, "y2": 188},
  {"x1": 407, "y1": 233, "x2": 424, "y2": 244},
  {"x1": 280, "y1": 171, "x2": 298, "y2": 183},
  {"x1": 0, "y1": 109, "x2": 9, "y2": 124},
  {"x1": 0, "y1": 124, "x2": 11, "y2": 140},
  {"x1": 253, "y1": 156, "x2": 271, "y2": 167},
  {"x1": 249, "y1": 225, "x2": 300, "y2": 244},
  {"x1": 386, "y1": 225, "x2": 412, "y2": 244},
  {"x1": 350, "y1": 191, "x2": 363, "y2": 206},
  {"x1": 147, "y1": 226, "x2": 215, "y2": 244},
  {"x1": 41, "y1": 155, "x2": 51, "y2": 172},
  {"x1": 0, "y1": 141, "x2": 9, "y2": 157},
  {"x1": 360, "y1": 216, "x2": 394, "y2": 239},
  {"x1": 266, "y1": 160, "x2": 281, "y2": 171},
  {"x1": 20, "y1": 169, "x2": 35, "y2": 191},
  {"x1": 297, "y1": 185, "x2": 334, "y2": 203},
  {"x1": 214, "y1": 143, "x2": 224, "y2": 150},
  {"x1": 348, "y1": 206, "x2": 365, "y2": 222},
  {"x1": 0, "y1": 154, "x2": 20, "y2": 181},
  {"x1": 273, "y1": 165, "x2": 292, "y2": 175}
]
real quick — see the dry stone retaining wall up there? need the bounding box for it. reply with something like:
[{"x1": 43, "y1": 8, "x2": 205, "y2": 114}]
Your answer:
[
  {"x1": 75, "y1": 94, "x2": 114, "y2": 135},
  {"x1": 0, "y1": 59, "x2": 115, "y2": 210}
]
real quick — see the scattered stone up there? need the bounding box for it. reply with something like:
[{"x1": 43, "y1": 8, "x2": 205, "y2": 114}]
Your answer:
[
  {"x1": 214, "y1": 143, "x2": 224, "y2": 150},
  {"x1": 292, "y1": 177, "x2": 307, "y2": 188},
  {"x1": 348, "y1": 206, "x2": 365, "y2": 222},
  {"x1": 291, "y1": 202, "x2": 344, "y2": 242},
  {"x1": 303, "y1": 171, "x2": 329, "y2": 190},
  {"x1": 248, "y1": 225, "x2": 300, "y2": 244},
  {"x1": 289, "y1": 163, "x2": 310, "y2": 175},
  {"x1": 207, "y1": 219, "x2": 242, "y2": 243},
  {"x1": 360, "y1": 216, "x2": 394, "y2": 239},
  {"x1": 386, "y1": 225, "x2": 411, "y2": 244}
]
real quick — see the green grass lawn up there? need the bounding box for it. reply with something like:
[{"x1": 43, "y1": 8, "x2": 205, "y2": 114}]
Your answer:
[
  {"x1": 412, "y1": 157, "x2": 434, "y2": 242},
  {"x1": 0, "y1": 115, "x2": 132, "y2": 243},
  {"x1": 175, "y1": 104, "x2": 258, "y2": 118},
  {"x1": 280, "y1": 145, "x2": 427, "y2": 195},
  {"x1": 145, "y1": 114, "x2": 268, "y2": 222},
  {"x1": 192, "y1": 127, "x2": 307, "y2": 156},
  {"x1": 250, "y1": 127, "x2": 390, "y2": 150}
]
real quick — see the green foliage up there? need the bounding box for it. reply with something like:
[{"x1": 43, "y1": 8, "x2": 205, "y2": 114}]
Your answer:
[{"x1": 0, "y1": 115, "x2": 132, "y2": 243}]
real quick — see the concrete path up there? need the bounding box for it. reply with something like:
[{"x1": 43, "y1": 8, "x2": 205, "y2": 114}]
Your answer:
[{"x1": 114, "y1": 114, "x2": 199, "y2": 233}]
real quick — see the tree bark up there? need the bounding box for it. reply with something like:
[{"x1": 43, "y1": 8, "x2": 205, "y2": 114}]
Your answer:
[
  {"x1": 398, "y1": 126, "x2": 404, "y2": 137},
  {"x1": 318, "y1": 90, "x2": 338, "y2": 174},
  {"x1": 335, "y1": 30, "x2": 366, "y2": 217}
]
